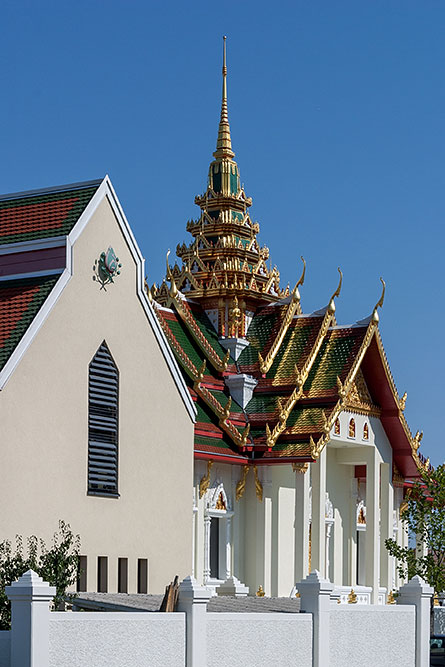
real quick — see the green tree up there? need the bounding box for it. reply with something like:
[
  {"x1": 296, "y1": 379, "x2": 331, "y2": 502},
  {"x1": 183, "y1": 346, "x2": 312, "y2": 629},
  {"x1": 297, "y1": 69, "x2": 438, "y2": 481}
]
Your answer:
[
  {"x1": 385, "y1": 463, "x2": 445, "y2": 595},
  {"x1": 0, "y1": 520, "x2": 80, "y2": 630}
]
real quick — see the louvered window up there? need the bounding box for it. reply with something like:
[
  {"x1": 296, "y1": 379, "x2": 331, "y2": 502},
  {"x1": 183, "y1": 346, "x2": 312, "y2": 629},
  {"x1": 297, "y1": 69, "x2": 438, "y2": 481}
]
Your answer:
[{"x1": 88, "y1": 342, "x2": 119, "y2": 496}]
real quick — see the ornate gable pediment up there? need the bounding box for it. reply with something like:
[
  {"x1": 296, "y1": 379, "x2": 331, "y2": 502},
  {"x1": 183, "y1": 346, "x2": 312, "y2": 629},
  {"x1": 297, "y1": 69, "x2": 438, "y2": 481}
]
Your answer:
[{"x1": 344, "y1": 369, "x2": 380, "y2": 417}]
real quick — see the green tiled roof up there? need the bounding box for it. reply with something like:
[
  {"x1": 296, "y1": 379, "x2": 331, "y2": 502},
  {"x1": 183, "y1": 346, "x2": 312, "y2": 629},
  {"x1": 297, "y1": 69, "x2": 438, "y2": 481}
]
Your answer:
[
  {"x1": 189, "y1": 307, "x2": 230, "y2": 362},
  {"x1": 238, "y1": 306, "x2": 282, "y2": 366},
  {"x1": 165, "y1": 316, "x2": 206, "y2": 371},
  {"x1": 265, "y1": 319, "x2": 320, "y2": 382},
  {"x1": 304, "y1": 328, "x2": 363, "y2": 395}
]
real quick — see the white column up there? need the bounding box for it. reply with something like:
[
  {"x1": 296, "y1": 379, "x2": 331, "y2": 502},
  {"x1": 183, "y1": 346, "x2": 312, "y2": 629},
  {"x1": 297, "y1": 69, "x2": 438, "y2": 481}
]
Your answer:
[
  {"x1": 298, "y1": 570, "x2": 334, "y2": 667},
  {"x1": 178, "y1": 576, "x2": 212, "y2": 667},
  {"x1": 349, "y1": 477, "x2": 358, "y2": 587},
  {"x1": 294, "y1": 467, "x2": 310, "y2": 583},
  {"x1": 203, "y1": 515, "x2": 211, "y2": 584},
  {"x1": 398, "y1": 575, "x2": 433, "y2": 667},
  {"x1": 380, "y1": 462, "x2": 393, "y2": 595},
  {"x1": 192, "y1": 505, "x2": 197, "y2": 579},
  {"x1": 6, "y1": 570, "x2": 56, "y2": 667},
  {"x1": 225, "y1": 516, "x2": 232, "y2": 579},
  {"x1": 365, "y1": 448, "x2": 380, "y2": 603},
  {"x1": 325, "y1": 521, "x2": 333, "y2": 581},
  {"x1": 195, "y1": 471, "x2": 206, "y2": 585},
  {"x1": 311, "y1": 447, "x2": 327, "y2": 576}
]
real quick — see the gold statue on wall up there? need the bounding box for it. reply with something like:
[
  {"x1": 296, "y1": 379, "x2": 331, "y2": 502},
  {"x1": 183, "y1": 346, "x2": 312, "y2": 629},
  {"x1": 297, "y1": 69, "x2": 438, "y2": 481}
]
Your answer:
[{"x1": 228, "y1": 295, "x2": 242, "y2": 337}]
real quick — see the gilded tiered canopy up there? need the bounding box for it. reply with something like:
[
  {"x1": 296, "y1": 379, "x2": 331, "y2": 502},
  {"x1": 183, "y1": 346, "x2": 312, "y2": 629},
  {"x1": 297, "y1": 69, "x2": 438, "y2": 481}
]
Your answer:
[{"x1": 150, "y1": 39, "x2": 427, "y2": 480}]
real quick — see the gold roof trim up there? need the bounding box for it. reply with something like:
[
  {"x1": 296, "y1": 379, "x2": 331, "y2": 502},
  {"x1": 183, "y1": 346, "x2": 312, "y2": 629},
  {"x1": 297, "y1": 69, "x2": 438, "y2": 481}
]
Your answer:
[
  {"x1": 264, "y1": 268, "x2": 344, "y2": 448},
  {"x1": 308, "y1": 279, "x2": 387, "y2": 458},
  {"x1": 166, "y1": 289, "x2": 230, "y2": 372},
  {"x1": 154, "y1": 305, "x2": 247, "y2": 449},
  {"x1": 191, "y1": 363, "x2": 250, "y2": 449},
  {"x1": 258, "y1": 257, "x2": 306, "y2": 374}
]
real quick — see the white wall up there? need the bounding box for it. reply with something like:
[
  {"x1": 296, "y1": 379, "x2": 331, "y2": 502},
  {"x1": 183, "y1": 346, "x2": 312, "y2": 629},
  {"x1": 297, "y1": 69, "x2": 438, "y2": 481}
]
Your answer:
[
  {"x1": 206, "y1": 612, "x2": 312, "y2": 667},
  {"x1": 0, "y1": 632, "x2": 10, "y2": 667},
  {"x1": 49, "y1": 612, "x2": 185, "y2": 667},
  {"x1": 329, "y1": 606, "x2": 415, "y2": 667},
  {"x1": 0, "y1": 196, "x2": 194, "y2": 593}
]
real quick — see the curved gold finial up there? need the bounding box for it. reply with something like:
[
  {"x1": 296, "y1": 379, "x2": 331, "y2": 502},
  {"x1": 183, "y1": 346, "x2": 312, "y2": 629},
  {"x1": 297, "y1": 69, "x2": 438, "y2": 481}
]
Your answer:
[
  {"x1": 372, "y1": 277, "x2": 386, "y2": 322},
  {"x1": 291, "y1": 256, "x2": 306, "y2": 302},
  {"x1": 328, "y1": 267, "x2": 343, "y2": 313},
  {"x1": 296, "y1": 256, "x2": 306, "y2": 288},
  {"x1": 166, "y1": 249, "x2": 171, "y2": 278}
]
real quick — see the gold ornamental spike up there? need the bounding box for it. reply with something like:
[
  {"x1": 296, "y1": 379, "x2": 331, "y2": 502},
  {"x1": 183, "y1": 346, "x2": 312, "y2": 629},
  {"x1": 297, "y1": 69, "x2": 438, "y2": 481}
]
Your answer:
[
  {"x1": 328, "y1": 267, "x2": 343, "y2": 313},
  {"x1": 213, "y1": 36, "x2": 235, "y2": 160},
  {"x1": 372, "y1": 277, "x2": 386, "y2": 322},
  {"x1": 241, "y1": 422, "x2": 251, "y2": 446},
  {"x1": 166, "y1": 250, "x2": 178, "y2": 299},
  {"x1": 399, "y1": 392, "x2": 407, "y2": 411},
  {"x1": 224, "y1": 396, "x2": 232, "y2": 420},
  {"x1": 197, "y1": 359, "x2": 207, "y2": 382}
]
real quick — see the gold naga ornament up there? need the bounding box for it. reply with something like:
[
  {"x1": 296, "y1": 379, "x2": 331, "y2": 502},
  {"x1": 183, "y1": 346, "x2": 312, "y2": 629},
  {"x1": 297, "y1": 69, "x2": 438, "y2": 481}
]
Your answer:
[
  {"x1": 235, "y1": 465, "x2": 249, "y2": 501},
  {"x1": 199, "y1": 460, "x2": 214, "y2": 499}
]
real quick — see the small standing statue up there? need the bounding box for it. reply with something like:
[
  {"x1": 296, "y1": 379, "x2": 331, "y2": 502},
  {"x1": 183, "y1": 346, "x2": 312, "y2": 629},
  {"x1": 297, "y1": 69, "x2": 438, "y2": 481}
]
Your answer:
[{"x1": 228, "y1": 295, "x2": 242, "y2": 337}]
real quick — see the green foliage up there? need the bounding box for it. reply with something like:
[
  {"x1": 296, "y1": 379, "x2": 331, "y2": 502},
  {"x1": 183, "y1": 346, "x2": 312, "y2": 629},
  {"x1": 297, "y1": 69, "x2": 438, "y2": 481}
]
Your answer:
[
  {"x1": 0, "y1": 521, "x2": 80, "y2": 630},
  {"x1": 386, "y1": 464, "x2": 445, "y2": 594}
]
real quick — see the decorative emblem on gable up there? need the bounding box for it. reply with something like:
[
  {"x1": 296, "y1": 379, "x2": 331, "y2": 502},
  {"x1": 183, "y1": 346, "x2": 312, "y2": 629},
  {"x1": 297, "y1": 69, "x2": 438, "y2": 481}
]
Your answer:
[{"x1": 93, "y1": 247, "x2": 122, "y2": 290}]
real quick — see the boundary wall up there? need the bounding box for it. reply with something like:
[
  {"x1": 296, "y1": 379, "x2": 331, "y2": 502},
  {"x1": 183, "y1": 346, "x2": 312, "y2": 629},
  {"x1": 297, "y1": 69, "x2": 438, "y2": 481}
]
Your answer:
[{"x1": 1, "y1": 570, "x2": 433, "y2": 667}]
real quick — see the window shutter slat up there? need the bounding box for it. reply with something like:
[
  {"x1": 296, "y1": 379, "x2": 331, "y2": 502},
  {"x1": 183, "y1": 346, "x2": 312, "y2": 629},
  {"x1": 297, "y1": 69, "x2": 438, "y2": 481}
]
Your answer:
[{"x1": 88, "y1": 342, "x2": 119, "y2": 496}]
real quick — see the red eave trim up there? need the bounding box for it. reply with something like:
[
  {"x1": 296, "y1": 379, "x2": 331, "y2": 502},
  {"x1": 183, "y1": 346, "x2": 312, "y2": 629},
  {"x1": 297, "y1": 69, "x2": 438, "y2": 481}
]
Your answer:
[{"x1": 194, "y1": 451, "x2": 249, "y2": 464}]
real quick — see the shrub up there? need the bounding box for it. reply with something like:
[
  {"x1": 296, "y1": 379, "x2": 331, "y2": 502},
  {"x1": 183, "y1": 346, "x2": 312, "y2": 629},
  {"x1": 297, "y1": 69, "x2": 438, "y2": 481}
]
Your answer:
[{"x1": 0, "y1": 520, "x2": 80, "y2": 629}]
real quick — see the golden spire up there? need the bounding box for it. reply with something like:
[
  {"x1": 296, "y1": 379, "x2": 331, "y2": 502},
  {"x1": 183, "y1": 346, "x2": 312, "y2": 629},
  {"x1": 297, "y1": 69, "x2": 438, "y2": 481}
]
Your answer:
[{"x1": 213, "y1": 36, "x2": 235, "y2": 160}]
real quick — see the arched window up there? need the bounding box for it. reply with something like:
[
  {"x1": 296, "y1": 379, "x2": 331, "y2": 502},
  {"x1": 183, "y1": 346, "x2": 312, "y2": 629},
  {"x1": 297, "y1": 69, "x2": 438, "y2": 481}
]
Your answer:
[
  {"x1": 363, "y1": 423, "x2": 369, "y2": 440},
  {"x1": 334, "y1": 418, "x2": 340, "y2": 436},
  {"x1": 348, "y1": 418, "x2": 356, "y2": 438},
  {"x1": 88, "y1": 341, "x2": 119, "y2": 496}
]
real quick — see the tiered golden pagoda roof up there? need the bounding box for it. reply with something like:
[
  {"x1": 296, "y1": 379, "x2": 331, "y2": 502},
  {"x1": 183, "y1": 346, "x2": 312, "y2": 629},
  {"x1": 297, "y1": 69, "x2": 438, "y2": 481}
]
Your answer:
[
  {"x1": 153, "y1": 38, "x2": 286, "y2": 336},
  {"x1": 150, "y1": 39, "x2": 428, "y2": 480}
]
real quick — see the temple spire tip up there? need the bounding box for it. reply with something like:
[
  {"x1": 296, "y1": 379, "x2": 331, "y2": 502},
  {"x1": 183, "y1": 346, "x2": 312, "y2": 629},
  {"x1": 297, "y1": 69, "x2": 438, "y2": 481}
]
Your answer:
[{"x1": 214, "y1": 35, "x2": 234, "y2": 160}]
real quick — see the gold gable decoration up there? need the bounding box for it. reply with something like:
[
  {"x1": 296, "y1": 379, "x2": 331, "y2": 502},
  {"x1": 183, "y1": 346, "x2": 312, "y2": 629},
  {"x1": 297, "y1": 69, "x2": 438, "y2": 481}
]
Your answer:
[{"x1": 344, "y1": 369, "x2": 380, "y2": 417}]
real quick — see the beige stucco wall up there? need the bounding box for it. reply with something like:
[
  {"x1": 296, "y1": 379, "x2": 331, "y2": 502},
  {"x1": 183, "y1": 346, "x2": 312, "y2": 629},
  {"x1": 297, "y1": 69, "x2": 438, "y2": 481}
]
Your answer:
[{"x1": 0, "y1": 194, "x2": 194, "y2": 593}]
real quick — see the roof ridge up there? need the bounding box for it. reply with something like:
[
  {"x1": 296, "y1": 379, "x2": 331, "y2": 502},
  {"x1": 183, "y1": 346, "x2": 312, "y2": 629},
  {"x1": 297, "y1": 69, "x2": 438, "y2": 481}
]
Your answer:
[{"x1": 0, "y1": 178, "x2": 103, "y2": 202}]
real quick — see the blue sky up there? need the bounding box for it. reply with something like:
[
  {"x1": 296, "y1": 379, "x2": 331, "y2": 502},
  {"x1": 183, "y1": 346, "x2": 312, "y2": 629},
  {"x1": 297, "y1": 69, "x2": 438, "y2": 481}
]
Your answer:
[{"x1": 1, "y1": 1, "x2": 444, "y2": 466}]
